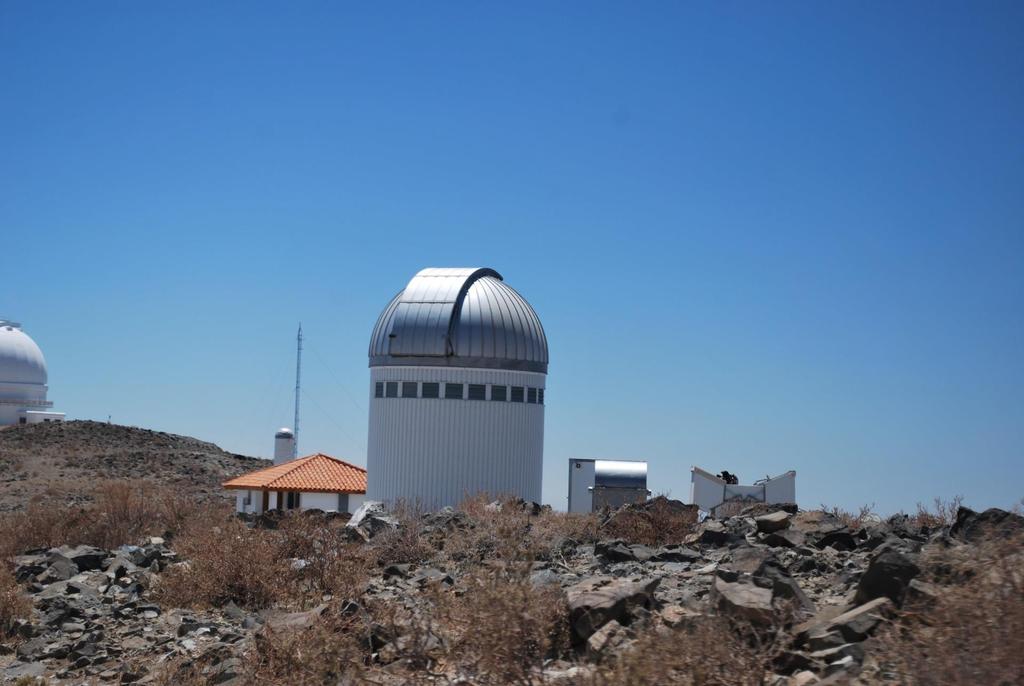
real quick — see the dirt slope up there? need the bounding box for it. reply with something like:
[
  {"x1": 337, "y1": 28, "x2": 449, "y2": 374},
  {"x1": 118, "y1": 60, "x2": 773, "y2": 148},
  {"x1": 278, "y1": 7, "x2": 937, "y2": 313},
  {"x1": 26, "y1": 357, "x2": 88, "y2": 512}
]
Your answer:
[{"x1": 0, "y1": 420, "x2": 268, "y2": 512}]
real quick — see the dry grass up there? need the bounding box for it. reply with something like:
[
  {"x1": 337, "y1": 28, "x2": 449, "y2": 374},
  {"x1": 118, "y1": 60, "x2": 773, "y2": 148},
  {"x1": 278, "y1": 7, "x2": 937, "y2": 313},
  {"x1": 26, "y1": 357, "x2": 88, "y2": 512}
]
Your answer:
[
  {"x1": 582, "y1": 616, "x2": 770, "y2": 686},
  {"x1": 155, "y1": 516, "x2": 290, "y2": 609},
  {"x1": 436, "y1": 567, "x2": 570, "y2": 684},
  {"x1": 237, "y1": 568, "x2": 570, "y2": 685},
  {"x1": 241, "y1": 613, "x2": 372, "y2": 685},
  {"x1": 820, "y1": 502, "x2": 877, "y2": 529},
  {"x1": 155, "y1": 510, "x2": 376, "y2": 610},
  {"x1": 0, "y1": 480, "x2": 220, "y2": 559},
  {"x1": 873, "y1": 532, "x2": 1024, "y2": 685},
  {"x1": 910, "y1": 495, "x2": 964, "y2": 529},
  {"x1": 599, "y1": 496, "x2": 698, "y2": 546},
  {"x1": 373, "y1": 501, "x2": 439, "y2": 567},
  {"x1": 0, "y1": 565, "x2": 30, "y2": 638}
]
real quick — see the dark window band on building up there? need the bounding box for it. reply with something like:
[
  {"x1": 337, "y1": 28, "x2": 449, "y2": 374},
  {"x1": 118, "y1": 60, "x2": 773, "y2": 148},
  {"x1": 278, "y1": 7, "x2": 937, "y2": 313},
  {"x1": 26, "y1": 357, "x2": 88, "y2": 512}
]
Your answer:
[{"x1": 379, "y1": 381, "x2": 547, "y2": 405}]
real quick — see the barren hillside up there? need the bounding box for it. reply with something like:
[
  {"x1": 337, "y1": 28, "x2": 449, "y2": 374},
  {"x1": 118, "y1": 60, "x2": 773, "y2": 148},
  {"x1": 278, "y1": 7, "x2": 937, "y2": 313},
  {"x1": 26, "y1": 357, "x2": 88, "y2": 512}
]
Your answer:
[{"x1": 0, "y1": 421, "x2": 268, "y2": 512}]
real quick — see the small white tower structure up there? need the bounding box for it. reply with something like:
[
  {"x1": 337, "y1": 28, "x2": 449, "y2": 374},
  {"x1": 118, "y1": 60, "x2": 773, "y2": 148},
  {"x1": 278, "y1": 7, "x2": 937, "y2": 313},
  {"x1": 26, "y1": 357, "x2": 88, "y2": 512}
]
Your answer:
[
  {"x1": 0, "y1": 320, "x2": 64, "y2": 426},
  {"x1": 274, "y1": 428, "x2": 295, "y2": 465}
]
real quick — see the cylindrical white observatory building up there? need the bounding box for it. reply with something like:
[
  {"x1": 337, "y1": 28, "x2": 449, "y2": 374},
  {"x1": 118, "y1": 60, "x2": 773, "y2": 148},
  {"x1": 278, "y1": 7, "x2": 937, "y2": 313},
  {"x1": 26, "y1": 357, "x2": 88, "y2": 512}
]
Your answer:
[
  {"x1": 0, "y1": 320, "x2": 64, "y2": 426},
  {"x1": 367, "y1": 268, "x2": 548, "y2": 508}
]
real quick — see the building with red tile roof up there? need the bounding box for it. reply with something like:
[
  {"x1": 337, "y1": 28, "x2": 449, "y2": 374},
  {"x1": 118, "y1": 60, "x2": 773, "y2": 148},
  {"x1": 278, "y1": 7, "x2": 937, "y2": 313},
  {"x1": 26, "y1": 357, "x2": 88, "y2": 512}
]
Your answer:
[{"x1": 223, "y1": 453, "x2": 367, "y2": 514}]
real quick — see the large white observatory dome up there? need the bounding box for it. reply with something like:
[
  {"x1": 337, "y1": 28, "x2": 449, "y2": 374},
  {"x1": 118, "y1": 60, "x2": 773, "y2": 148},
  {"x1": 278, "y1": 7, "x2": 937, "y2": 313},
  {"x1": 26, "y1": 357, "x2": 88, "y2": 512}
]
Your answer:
[
  {"x1": 366, "y1": 268, "x2": 547, "y2": 508},
  {"x1": 0, "y1": 320, "x2": 63, "y2": 426},
  {"x1": 0, "y1": 321, "x2": 48, "y2": 386}
]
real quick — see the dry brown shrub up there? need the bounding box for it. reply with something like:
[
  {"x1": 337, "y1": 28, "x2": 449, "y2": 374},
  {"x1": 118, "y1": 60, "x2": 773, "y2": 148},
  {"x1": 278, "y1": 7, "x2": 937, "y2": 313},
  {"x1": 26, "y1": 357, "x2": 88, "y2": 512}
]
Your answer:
[
  {"x1": 0, "y1": 565, "x2": 30, "y2": 638},
  {"x1": 156, "y1": 517, "x2": 290, "y2": 609},
  {"x1": 157, "y1": 511, "x2": 376, "y2": 610},
  {"x1": 444, "y1": 496, "x2": 540, "y2": 567},
  {"x1": 582, "y1": 616, "x2": 768, "y2": 686},
  {"x1": 599, "y1": 496, "x2": 698, "y2": 546},
  {"x1": 0, "y1": 502, "x2": 84, "y2": 559},
  {"x1": 819, "y1": 503, "x2": 877, "y2": 529},
  {"x1": 872, "y1": 533, "x2": 1024, "y2": 685},
  {"x1": 373, "y1": 501, "x2": 439, "y2": 567},
  {"x1": 528, "y1": 510, "x2": 600, "y2": 564},
  {"x1": 909, "y1": 495, "x2": 964, "y2": 529},
  {"x1": 0, "y1": 480, "x2": 219, "y2": 559},
  {"x1": 437, "y1": 567, "x2": 570, "y2": 684},
  {"x1": 242, "y1": 614, "x2": 372, "y2": 685},
  {"x1": 275, "y1": 515, "x2": 375, "y2": 604}
]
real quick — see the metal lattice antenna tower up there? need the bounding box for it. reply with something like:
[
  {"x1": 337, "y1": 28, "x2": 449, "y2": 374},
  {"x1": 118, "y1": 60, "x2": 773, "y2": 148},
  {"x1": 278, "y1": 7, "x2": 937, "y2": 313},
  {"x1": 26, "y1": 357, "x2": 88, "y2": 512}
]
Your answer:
[{"x1": 293, "y1": 324, "x2": 302, "y2": 459}]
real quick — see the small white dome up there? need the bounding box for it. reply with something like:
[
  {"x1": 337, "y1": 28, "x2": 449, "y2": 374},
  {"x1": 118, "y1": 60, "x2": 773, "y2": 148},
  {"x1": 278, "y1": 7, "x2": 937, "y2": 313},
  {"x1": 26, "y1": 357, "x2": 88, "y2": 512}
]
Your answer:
[
  {"x1": 0, "y1": 322, "x2": 48, "y2": 386},
  {"x1": 275, "y1": 427, "x2": 294, "y2": 438}
]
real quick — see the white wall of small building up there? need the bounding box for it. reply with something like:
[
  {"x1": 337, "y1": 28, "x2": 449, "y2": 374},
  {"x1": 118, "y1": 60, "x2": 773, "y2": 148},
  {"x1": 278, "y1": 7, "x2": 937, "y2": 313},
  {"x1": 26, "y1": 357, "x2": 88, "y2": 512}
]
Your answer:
[
  {"x1": 231, "y1": 489, "x2": 366, "y2": 514},
  {"x1": 367, "y1": 365, "x2": 545, "y2": 509},
  {"x1": 764, "y1": 472, "x2": 797, "y2": 504},
  {"x1": 299, "y1": 492, "x2": 338, "y2": 512},
  {"x1": 690, "y1": 467, "x2": 798, "y2": 511},
  {"x1": 21, "y1": 410, "x2": 65, "y2": 424}
]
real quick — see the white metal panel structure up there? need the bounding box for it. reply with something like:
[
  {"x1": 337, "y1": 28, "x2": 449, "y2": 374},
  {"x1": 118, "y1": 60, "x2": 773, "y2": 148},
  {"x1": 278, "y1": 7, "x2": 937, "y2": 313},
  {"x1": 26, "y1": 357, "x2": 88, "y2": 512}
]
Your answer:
[
  {"x1": 367, "y1": 268, "x2": 548, "y2": 509},
  {"x1": 690, "y1": 466, "x2": 797, "y2": 513},
  {"x1": 568, "y1": 460, "x2": 597, "y2": 513},
  {"x1": 568, "y1": 459, "x2": 649, "y2": 513},
  {"x1": 0, "y1": 320, "x2": 63, "y2": 426},
  {"x1": 273, "y1": 428, "x2": 295, "y2": 465}
]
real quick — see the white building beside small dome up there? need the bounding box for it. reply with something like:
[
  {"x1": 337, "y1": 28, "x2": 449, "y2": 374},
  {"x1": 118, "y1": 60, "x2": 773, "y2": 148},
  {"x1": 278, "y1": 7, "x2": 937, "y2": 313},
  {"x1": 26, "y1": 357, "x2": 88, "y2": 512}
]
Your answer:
[
  {"x1": 0, "y1": 320, "x2": 64, "y2": 426},
  {"x1": 367, "y1": 268, "x2": 548, "y2": 508}
]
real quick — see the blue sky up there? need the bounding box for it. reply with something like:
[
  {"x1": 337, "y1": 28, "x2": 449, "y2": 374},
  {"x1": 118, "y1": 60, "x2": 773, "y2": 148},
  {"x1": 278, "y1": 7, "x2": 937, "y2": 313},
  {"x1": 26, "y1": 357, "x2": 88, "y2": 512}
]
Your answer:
[{"x1": 2, "y1": 2, "x2": 1022, "y2": 514}]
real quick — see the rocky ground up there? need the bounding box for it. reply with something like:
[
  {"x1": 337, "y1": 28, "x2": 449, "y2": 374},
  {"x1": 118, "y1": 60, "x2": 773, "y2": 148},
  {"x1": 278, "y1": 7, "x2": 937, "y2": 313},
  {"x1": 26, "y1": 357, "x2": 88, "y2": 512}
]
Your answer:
[
  {"x1": 2, "y1": 497, "x2": 1021, "y2": 684},
  {"x1": 0, "y1": 422, "x2": 267, "y2": 512}
]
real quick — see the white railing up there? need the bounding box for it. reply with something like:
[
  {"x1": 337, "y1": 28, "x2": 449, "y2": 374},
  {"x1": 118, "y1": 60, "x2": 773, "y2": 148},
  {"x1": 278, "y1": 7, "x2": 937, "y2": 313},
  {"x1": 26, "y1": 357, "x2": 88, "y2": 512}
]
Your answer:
[{"x1": 0, "y1": 398, "x2": 53, "y2": 407}]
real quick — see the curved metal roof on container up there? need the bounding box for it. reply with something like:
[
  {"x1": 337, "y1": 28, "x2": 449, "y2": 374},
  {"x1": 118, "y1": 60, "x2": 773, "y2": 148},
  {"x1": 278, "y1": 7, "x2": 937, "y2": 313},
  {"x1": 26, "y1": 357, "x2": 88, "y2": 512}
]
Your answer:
[{"x1": 369, "y1": 268, "x2": 548, "y2": 373}]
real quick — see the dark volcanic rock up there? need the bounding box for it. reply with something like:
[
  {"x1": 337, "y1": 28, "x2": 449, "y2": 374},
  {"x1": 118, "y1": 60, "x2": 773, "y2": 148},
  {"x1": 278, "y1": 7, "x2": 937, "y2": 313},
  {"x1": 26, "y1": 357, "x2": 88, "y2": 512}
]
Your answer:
[
  {"x1": 595, "y1": 540, "x2": 656, "y2": 563},
  {"x1": 755, "y1": 511, "x2": 792, "y2": 533},
  {"x1": 854, "y1": 550, "x2": 920, "y2": 606},
  {"x1": 816, "y1": 530, "x2": 858, "y2": 551},
  {"x1": 692, "y1": 520, "x2": 737, "y2": 546},
  {"x1": 51, "y1": 545, "x2": 107, "y2": 572},
  {"x1": 950, "y1": 506, "x2": 1024, "y2": 543},
  {"x1": 567, "y1": 577, "x2": 660, "y2": 643},
  {"x1": 710, "y1": 572, "x2": 775, "y2": 626},
  {"x1": 762, "y1": 529, "x2": 806, "y2": 548},
  {"x1": 651, "y1": 544, "x2": 702, "y2": 563},
  {"x1": 757, "y1": 559, "x2": 815, "y2": 615}
]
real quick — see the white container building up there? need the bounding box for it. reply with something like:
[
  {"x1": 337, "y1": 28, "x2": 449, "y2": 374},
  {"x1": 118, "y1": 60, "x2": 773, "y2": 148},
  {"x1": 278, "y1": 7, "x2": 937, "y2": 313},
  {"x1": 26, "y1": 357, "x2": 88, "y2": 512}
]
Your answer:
[
  {"x1": 366, "y1": 267, "x2": 548, "y2": 509},
  {"x1": 0, "y1": 320, "x2": 64, "y2": 426},
  {"x1": 568, "y1": 459, "x2": 650, "y2": 513}
]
